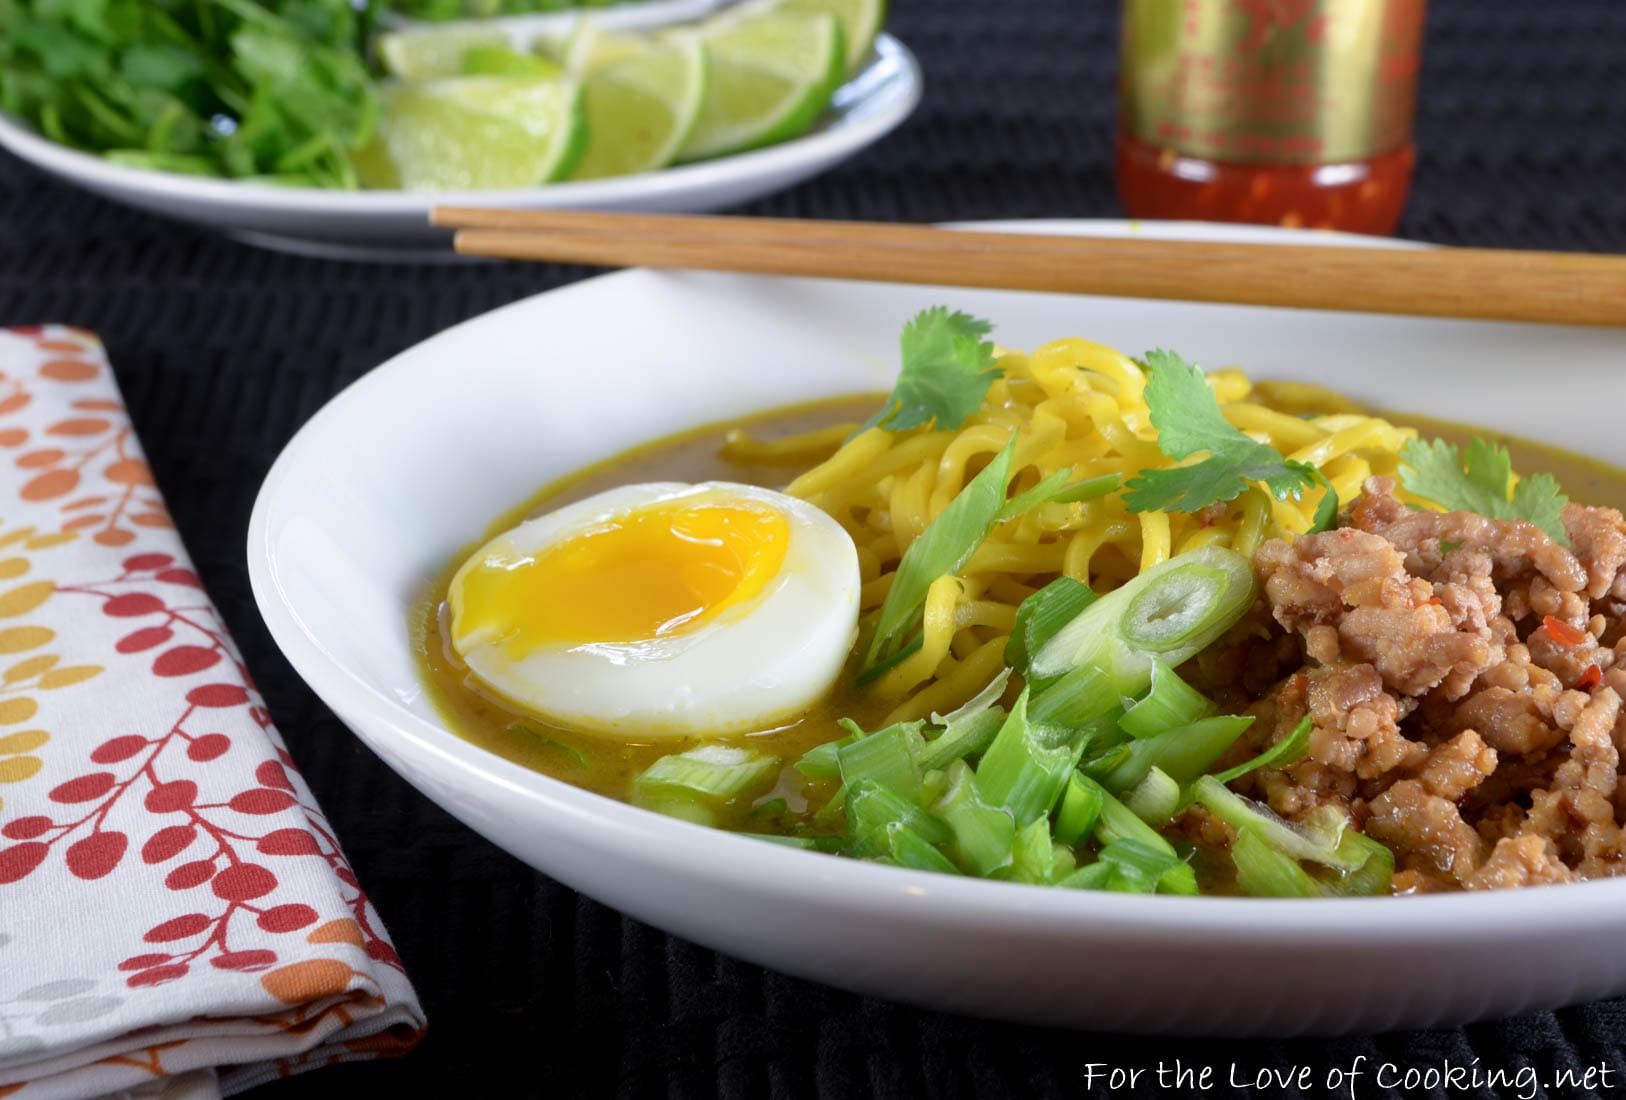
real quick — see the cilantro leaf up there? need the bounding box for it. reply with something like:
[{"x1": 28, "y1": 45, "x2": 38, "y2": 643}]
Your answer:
[
  {"x1": 1307, "y1": 472, "x2": 1340, "y2": 533},
  {"x1": 1123, "y1": 350, "x2": 1318, "y2": 513},
  {"x1": 1399, "y1": 437, "x2": 1570, "y2": 544},
  {"x1": 867, "y1": 308, "x2": 1000, "y2": 433}
]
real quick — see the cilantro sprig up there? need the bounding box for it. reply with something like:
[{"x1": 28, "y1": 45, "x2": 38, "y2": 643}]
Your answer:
[
  {"x1": 1124, "y1": 350, "x2": 1337, "y2": 529},
  {"x1": 1398, "y1": 437, "x2": 1570, "y2": 545},
  {"x1": 866, "y1": 308, "x2": 1001, "y2": 433}
]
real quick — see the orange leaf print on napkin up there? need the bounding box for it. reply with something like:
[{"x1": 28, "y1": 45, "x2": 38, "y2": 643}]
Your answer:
[
  {"x1": 0, "y1": 326, "x2": 423, "y2": 1100},
  {"x1": 0, "y1": 333, "x2": 169, "y2": 547}
]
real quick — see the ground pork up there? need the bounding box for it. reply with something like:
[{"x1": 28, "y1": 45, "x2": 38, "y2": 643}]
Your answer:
[
  {"x1": 1564, "y1": 503, "x2": 1626, "y2": 600},
  {"x1": 1366, "y1": 779, "x2": 1483, "y2": 885},
  {"x1": 1346, "y1": 478, "x2": 1587, "y2": 595},
  {"x1": 1255, "y1": 527, "x2": 1499, "y2": 699},
  {"x1": 1466, "y1": 836, "x2": 1577, "y2": 890},
  {"x1": 1214, "y1": 478, "x2": 1626, "y2": 893}
]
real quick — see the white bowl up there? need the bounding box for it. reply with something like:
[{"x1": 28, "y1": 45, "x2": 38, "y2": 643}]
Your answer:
[
  {"x1": 248, "y1": 220, "x2": 1626, "y2": 1034},
  {"x1": 0, "y1": 35, "x2": 919, "y2": 261},
  {"x1": 383, "y1": 0, "x2": 741, "y2": 37}
]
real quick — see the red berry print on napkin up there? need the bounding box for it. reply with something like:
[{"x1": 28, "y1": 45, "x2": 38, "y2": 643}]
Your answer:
[{"x1": 0, "y1": 552, "x2": 407, "y2": 985}]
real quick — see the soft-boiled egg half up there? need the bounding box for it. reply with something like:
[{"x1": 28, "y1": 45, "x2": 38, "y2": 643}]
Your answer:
[{"x1": 447, "y1": 482, "x2": 860, "y2": 737}]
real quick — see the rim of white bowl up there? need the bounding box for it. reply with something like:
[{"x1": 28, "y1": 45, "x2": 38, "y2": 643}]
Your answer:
[
  {"x1": 247, "y1": 218, "x2": 1626, "y2": 941},
  {"x1": 381, "y1": 0, "x2": 741, "y2": 36},
  {"x1": 0, "y1": 35, "x2": 920, "y2": 215}
]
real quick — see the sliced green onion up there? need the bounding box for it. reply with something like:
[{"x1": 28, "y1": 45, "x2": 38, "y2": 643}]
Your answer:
[
  {"x1": 1054, "y1": 772, "x2": 1105, "y2": 845},
  {"x1": 1098, "y1": 839, "x2": 1182, "y2": 893},
  {"x1": 854, "y1": 632, "x2": 924, "y2": 686},
  {"x1": 846, "y1": 779, "x2": 951, "y2": 859},
  {"x1": 1123, "y1": 766, "x2": 1181, "y2": 825},
  {"x1": 1233, "y1": 486, "x2": 1273, "y2": 559},
  {"x1": 743, "y1": 833, "x2": 842, "y2": 852},
  {"x1": 1050, "y1": 842, "x2": 1079, "y2": 880},
  {"x1": 1006, "y1": 576, "x2": 1096, "y2": 675},
  {"x1": 638, "y1": 797, "x2": 715, "y2": 826},
  {"x1": 1231, "y1": 811, "x2": 1392, "y2": 897},
  {"x1": 916, "y1": 669, "x2": 1011, "y2": 771},
  {"x1": 1095, "y1": 715, "x2": 1254, "y2": 793},
  {"x1": 1086, "y1": 778, "x2": 1192, "y2": 892},
  {"x1": 1117, "y1": 661, "x2": 1217, "y2": 739},
  {"x1": 1209, "y1": 716, "x2": 1312, "y2": 786},
  {"x1": 933, "y1": 669, "x2": 1012, "y2": 725},
  {"x1": 636, "y1": 745, "x2": 780, "y2": 804},
  {"x1": 748, "y1": 797, "x2": 789, "y2": 819},
  {"x1": 994, "y1": 467, "x2": 1074, "y2": 523},
  {"x1": 1073, "y1": 774, "x2": 1192, "y2": 892},
  {"x1": 1323, "y1": 829, "x2": 1394, "y2": 897},
  {"x1": 1007, "y1": 817, "x2": 1056, "y2": 884},
  {"x1": 1030, "y1": 546, "x2": 1257, "y2": 689},
  {"x1": 889, "y1": 823, "x2": 961, "y2": 874},
  {"x1": 973, "y1": 689, "x2": 1088, "y2": 827},
  {"x1": 934, "y1": 760, "x2": 1017, "y2": 876},
  {"x1": 1059, "y1": 862, "x2": 1118, "y2": 890},
  {"x1": 1156, "y1": 860, "x2": 1200, "y2": 896},
  {"x1": 1120, "y1": 564, "x2": 1239, "y2": 653},
  {"x1": 506, "y1": 722, "x2": 591, "y2": 765},
  {"x1": 919, "y1": 767, "x2": 951, "y2": 807},
  {"x1": 795, "y1": 727, "x2": 860, "y2": 781},
  {"x1": 1082, "y1": 741, "x2": 1131, "y2": 777},
  {"x1": 1050, "y1": 473, "x2": 1125, "y2": 505},
  {"x1": 1027, "y1": 664, "x2": 1119, "y2": 726},
  {"x1": 1232, "y1": 828, "x2": 1321, "y2": 898},
  {"x1": 837, "y1": 721, "x2": 925, "y2": 801},
  {"x1": 864, "y1": 436, "x2": 1016, "y2": 670},
  {"x1": 1095, "y1": 787, "x2": 1176, "y2": 855},
  {"x1": 995, "y1": 470, "x2": 1122, "y2": 523},
  {"x1": 1190, "y1": 776, "x2": 1360, "y2": 871},
  {"x1": 918, "y1": 709, "x2": 1005, "y2": 772}
]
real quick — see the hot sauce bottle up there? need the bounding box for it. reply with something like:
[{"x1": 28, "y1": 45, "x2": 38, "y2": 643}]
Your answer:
[{"x1": 1116, "y1": 0, "x2": 1427, "y2": 235}]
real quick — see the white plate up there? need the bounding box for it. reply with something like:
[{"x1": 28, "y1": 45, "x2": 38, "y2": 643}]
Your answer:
[
  {"x1": 0, "y1": 35, "x2": 919, "y2": 261},
  {"x1": 248, "y1": 220, "x2": 1626, "y2": 1034}
]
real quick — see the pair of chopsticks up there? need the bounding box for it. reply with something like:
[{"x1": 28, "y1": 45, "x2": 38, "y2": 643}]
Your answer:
[{"x1": 430, "y1": 207, "x2": 1626, "y2": 328}]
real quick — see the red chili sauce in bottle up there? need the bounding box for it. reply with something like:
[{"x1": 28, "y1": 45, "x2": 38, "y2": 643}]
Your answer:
[{"x1": 1117, "y1": 0, "x2": 1427, "y2": 236}]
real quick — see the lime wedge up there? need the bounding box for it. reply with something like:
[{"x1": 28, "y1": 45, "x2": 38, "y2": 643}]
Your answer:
[
  {"x1": 767, "y1": 0, "x2": 885, "y2": 75},
  {"x1": 460, "y1": 45, "x2": 564, "y2": 78},
  {"x1": 566, "y1": 23, "x2": 656, "y2": 74},
  {"x1": 571, "y1": 40, "x2": 708, "y2": 180},
  {"x1": 676, "y1": 12, "x2": 844, "y2": 162},
  {"x1": 355, "y1": 77, "x2": 587, "y2": 191},
  {"x1": 378, "y1": 27, "x2": 509, "y2": 80},
  {"x1": 531, "y1": 21, "x2": 578, "y2": 65}
]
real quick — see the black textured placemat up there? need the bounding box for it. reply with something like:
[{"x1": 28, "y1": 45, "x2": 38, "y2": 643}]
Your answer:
[{"x1": 4, "y1": 0, "x2": 1626, "y2": 1095}]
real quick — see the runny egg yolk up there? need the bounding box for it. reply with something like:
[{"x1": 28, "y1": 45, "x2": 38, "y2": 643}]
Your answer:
[{"x1": 453, "y1": 498, "x2": 790, "y2": 657}]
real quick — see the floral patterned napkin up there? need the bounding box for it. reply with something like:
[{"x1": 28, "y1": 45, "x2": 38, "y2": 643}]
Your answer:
[{"x1": 0, "y1": 327, "x2": 424, "y2": 1099}]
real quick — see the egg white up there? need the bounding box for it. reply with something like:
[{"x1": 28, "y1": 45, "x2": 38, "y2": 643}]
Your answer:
[{"x1": 449, "y1": 481, "x2": 861, "y2": 738}]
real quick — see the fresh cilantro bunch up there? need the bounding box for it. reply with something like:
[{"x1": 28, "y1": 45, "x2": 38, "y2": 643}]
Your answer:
[
  {"x1": 1124, "y1": 350, "x2": 1338, "y2": 530},
  {"x1": 0, "y1": 0, "x2": 381, "y2": 187},
  {"x1": 1399, "y1": 437, "x2": 1570, "y2": 544}
]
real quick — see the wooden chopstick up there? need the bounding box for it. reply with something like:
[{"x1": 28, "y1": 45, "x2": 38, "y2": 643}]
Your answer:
[{"x1": 430, "y1": 208, "x2": 1626, "y2": 327}]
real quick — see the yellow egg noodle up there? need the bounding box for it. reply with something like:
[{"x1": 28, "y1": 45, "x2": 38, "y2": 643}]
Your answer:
[{"x1": 726, "y1": 338, "x2": 1417, "y2": 727}]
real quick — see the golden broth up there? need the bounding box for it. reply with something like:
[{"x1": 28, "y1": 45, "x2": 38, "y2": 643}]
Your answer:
[
  {"x1": 411, "y1": 396, "x2": 893, "y2": 815},
  {"x1": 411, "y1": 394, "x2": 1626, "y2": 818}
]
